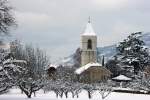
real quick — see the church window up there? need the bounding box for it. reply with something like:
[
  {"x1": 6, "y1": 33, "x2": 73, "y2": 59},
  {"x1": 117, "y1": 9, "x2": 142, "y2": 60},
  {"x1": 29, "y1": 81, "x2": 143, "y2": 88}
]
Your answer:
[{"x1": 87, "y1": 39, "x2": 92, "y2": 49}]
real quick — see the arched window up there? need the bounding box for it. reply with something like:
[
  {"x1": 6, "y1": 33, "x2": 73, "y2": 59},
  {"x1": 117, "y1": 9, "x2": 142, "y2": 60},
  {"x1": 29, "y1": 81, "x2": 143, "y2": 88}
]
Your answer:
[{"x1": 87, "y1": 39, "x2": 92, "y2": 49}]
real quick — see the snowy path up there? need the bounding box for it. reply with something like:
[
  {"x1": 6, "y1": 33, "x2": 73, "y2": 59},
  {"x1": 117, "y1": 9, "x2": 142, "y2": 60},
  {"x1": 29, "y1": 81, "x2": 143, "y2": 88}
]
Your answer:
[{"x1": 0, "y1": 89, "x2": 150, "y2": 100}]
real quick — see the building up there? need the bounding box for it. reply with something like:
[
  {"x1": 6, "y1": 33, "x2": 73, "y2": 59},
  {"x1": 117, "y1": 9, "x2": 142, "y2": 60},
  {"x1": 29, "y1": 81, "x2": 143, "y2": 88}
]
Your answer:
[
  {"x1": 75, "y1": 18, "x2": 111, "y2": 83},
  {"x1": 81, "y1": 19, "x2": 97, "y2": 66},
  {"x1": 112, "y1": 74, "x2": 132, "y2": 87},
  {"x1": 144, "y1": 66, "x2": 150, "y2": 78},
  {"x1": 75, "y1": 62, "x2": 111, "y2": 83},
  {"x1": 46, "y1": 64, "x2": 57, "y2": 79}
]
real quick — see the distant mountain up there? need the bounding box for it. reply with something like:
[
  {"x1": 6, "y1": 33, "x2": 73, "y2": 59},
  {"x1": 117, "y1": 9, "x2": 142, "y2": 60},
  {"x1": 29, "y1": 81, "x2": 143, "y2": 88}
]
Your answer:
[
  {"x1": 141, "y1": 32, "x2": 150, "y2": 47},
  {"x1": 97, "y1": 44, "x2": 117, "y2": 61},
  {"x1": 62, "y1": 32, "x2": 150, "y2": 65},
  {"x1": 61, "y1": 54, "x2": 74, "y2": 67}
]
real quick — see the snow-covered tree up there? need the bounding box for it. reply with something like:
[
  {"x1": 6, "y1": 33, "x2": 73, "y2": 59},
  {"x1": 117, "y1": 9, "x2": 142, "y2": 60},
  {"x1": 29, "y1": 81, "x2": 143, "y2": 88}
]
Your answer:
[
  {"x1": 18, "y1": 76, "x2": 45, "y2": 98},
  {"x1": 0, "y1": 49, "x2": 26, "y2": 94},
  {"x1": 97, "y1": 81, "x2": 113, "y2": 100},
  {"x1": 130, "y1": 71, "x2": 150, "y2": 93},
  {"x1": 82, "y1": 81, "x2": 113, "y2": 99},
  {"x1": 0, "y1": 0, "x2": 16, "y2": 35},
  {"x1": 83, "y1": 83, "x2": 95, "y2": 99},
  {"x1": 44, "y1": 77, "x2": 84, "y2": 98},
  {"x1": 43, "y1": 64, "x2": 84, "y2": 98},
  {"x1": 106, "y1": 58, "x2": 122, "y2": 77},
  {"x1": 116, "y1": 32, "x2": 150, "y2": 74},
  {"x1": 69, "y1": 82, "x2": 83, "y2": 98},
  {"x1": 10, "y1": 42, "x2": 49, "y2": 98},
  {"x1": 18, "y1": 45, "x2": 49, "y2": 98}
]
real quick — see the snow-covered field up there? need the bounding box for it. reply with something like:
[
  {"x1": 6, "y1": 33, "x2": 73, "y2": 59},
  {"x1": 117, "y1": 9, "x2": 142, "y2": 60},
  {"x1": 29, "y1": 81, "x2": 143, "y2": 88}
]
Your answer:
[{"x1": 0, "y1": 89, "x2": 150, "y2": 100}]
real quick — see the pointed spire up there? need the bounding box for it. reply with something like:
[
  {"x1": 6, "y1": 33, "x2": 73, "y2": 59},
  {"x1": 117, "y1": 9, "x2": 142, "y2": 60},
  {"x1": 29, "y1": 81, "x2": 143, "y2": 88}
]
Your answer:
[{"x1": 82, "y1": 17, "x2": 96, "y2": 36}]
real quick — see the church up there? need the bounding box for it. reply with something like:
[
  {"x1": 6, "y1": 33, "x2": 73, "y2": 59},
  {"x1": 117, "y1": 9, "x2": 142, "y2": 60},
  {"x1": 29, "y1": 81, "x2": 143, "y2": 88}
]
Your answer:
[{"x1": 75, "y1": 18, "x2": 111, "y2": 83}]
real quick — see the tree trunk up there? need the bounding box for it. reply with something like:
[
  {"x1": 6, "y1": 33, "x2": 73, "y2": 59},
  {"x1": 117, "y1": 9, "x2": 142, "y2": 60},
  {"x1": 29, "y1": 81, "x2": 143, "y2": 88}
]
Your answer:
[
  {"x1": 27, "y1": 94, "x2": 32, "y2": 98},
  {"x1": 65, "y1": 92, "x2": 68, "y2": 98},
  {"x1": 71, "y1": 92, "x2": 74, "y2": 98},
  {"x1": 34, "y1": 92, "x2": 36, "y2": 97},
  {"x1": 76, "y1": 94, "x2": 79, "y2": 98},
  {"x1": 88, "y1": 91, "x2": 91, "y2": 99},
  {"x1": 60, "y1": 92, "x2": 63, "y2": 98},
  {"x1": 55, "y1": 91, "x2": 59, "y2": 98},
  {"x1": 21, "y1": 90, "x2": 23, "y2": 94}
]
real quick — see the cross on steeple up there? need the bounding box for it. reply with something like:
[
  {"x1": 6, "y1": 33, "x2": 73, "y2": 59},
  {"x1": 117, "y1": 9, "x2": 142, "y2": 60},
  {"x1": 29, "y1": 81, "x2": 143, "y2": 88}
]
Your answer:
[{"x1": 82, "y1": 16, "x2": 96, "y2": 36}]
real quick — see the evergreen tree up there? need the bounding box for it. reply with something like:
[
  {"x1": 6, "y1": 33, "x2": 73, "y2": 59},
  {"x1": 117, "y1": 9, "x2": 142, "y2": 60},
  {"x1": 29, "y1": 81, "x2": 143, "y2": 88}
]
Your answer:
[
  {"x1": 106, "y1": 59, "x2": 122, "y2": 77},
  {"x1": 102, "y1": 55, "x2": 105, "y2": 66},
  {"x1": 116, "y1": 32, "x2": 150, "y2": 74}
]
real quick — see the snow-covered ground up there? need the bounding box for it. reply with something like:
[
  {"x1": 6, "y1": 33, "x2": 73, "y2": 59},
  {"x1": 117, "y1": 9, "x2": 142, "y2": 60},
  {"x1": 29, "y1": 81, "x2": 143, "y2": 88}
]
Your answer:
[{"x1": 0, "y1": 89, "x2": 150, "y2": 100}]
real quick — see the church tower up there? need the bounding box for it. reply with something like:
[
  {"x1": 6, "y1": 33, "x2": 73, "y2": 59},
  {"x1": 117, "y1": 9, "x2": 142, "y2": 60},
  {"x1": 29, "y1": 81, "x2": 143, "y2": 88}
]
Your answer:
[{"x1": 81, "y1": 18, "x2": 97, "y2": 66}]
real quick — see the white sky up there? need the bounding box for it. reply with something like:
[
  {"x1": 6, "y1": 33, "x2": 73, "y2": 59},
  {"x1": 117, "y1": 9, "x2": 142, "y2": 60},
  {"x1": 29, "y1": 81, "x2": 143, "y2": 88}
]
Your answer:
[{"x1": 9, "y1": 0, "x2": 150, "y2": 62}]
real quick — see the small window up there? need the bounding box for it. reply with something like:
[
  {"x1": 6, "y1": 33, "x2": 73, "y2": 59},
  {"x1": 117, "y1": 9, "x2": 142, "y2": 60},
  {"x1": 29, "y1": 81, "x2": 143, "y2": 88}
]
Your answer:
[{"x1": 87, "y1": 39, "x2": 92, "y2": 49}]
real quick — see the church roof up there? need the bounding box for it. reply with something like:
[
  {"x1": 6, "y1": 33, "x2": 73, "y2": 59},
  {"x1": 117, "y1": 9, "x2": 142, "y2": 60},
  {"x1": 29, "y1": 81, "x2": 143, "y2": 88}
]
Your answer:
[
  {"x1": 82, "y1": 18, "x2": 96, "y2": 36},
  {"x1": 75, "y1": 62, "x2": 102, "y2": 74}
]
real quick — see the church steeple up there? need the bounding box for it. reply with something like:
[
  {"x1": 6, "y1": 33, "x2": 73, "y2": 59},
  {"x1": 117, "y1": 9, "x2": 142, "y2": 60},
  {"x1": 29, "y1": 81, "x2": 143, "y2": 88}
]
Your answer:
[
  {"x1": 82, "y1": 17, "x2": 96, "y2": 36},
  {"x1": 81, "y1": 18, "x2": 97, "y2": 66}
]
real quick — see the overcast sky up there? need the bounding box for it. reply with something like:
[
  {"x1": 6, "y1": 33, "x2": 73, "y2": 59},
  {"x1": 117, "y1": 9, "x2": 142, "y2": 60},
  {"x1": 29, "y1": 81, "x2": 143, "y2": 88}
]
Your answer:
[{"x1": 10, "y1": 0, "x2": 150, "y2": 62}]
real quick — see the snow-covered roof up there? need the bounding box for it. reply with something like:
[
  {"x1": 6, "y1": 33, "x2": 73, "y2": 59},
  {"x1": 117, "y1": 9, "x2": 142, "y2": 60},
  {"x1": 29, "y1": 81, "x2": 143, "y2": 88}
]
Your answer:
[
  {"x1": 3, "y1": 59, "x2": 27, "y2": 65},
  {"x1": 112, "y1": 75, "x2": 132, "y2": 81},
  {"x1": 122, "y1": 65, "x2": 133, "y2": 68},
  {"x1": 75, "y1": 62, "x2": 102, "y2": 74},
  {"x1": 12, "y1": 60, "x2": 27, "y2": 64},
  {"x1": 82, "y1": 21, "x2": 96, "y2": 36},
  {"x1": 45, "y1": 64, "x2": 58, "y2": 70}
]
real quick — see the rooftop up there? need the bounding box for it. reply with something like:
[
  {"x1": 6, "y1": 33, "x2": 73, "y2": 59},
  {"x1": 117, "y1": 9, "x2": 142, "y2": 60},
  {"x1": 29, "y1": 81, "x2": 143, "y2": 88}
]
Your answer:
[
  {"x1": 112, "y1": 75, "x2": 132, "y2": 81},
  {"x1": 75, "y1": 62, "x2": 102, "y2": 74},
  {"x1": 82, "y1": 18, "x2": 96, "y2": 36}
]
